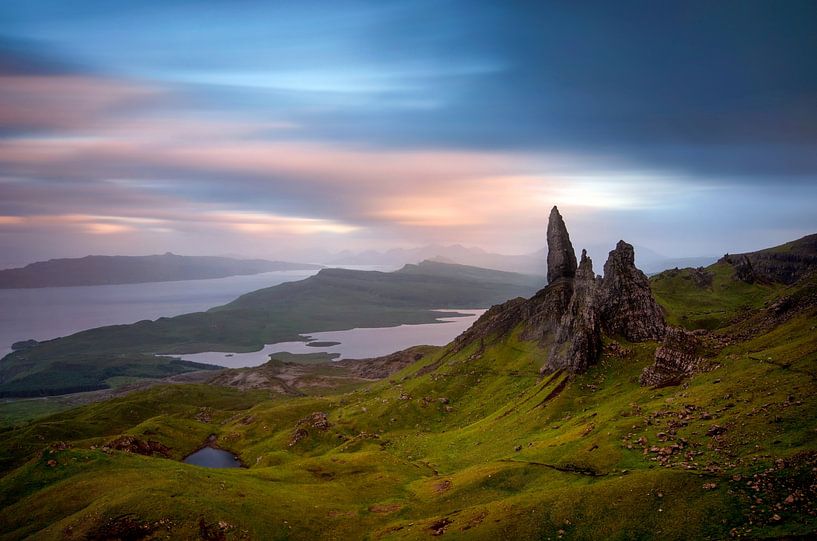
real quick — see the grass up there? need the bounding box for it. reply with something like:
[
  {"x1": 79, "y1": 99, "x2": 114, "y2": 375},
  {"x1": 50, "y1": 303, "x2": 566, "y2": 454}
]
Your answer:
[
  {"x1": 650, "y1": 261, "x2": 784, "y2": 329},
  {"x1": 0, "y1": 260, "x2": 816, "y2": 539},
  {"x1": 0, "y1": 261, "x2": 540, "y2": 397}
]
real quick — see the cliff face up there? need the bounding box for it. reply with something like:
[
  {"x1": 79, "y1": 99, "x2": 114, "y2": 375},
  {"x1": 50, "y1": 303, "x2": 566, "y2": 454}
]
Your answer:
[
  {"x1": 546, "y1": 206, "x2": 577, "y2": 284},
  {"x1": 546, "y1": 250, "x2": 601, "y2": 373},
  {"x1": 540, "y1": 237, "x2": 666, "y2": 373},
  {"x1": 639, "y1": 327, "x2": 703, "y2": 387},
  {"x1": 721, "y1": 233, "x2": 817, "y2": 285},
  {"x1": 597, "y1": 241, "x2": 666, "y2": 342},
  {"x1": 455, "y1": 206, "x2": 669, "y2": 375}
]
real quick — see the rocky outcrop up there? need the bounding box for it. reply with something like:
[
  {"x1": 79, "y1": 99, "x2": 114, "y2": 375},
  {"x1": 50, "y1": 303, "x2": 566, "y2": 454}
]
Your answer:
[
  {"x1": 449, "y1": 207, "x2": 668, "y2": 375},
  {"x1": 598, "y1": 241, "x2": 666, "y2": 342},
  {"x1": 338, "y1": 345, "x2": 435, "y2": 379},
  {"x1": 103, "y1": 435, "x2": 171, "y2": 457},
  {"x1": 519, "y1": 279, "x2": 574, "y2": 344},
  {"x1": 10, "y1": 339, "x2": 38, "y2": 351},
  {"x1": 640, "y1": 327, "x2": 704, "y2": 387},
  {"x1": 545, "y1": 250, "x2": 601, "y2": 372},
  {"x1": 546, "y1": 206, "x2": 577, "y2": 284},
  {"x1": 289, "y1": 412, "x2": 331, "y2": 447},
  {"x1": 721, "y1": 233, "x2": 817, "y2": 285},
  {"x1": 452, "y1": 297, "x2": 528, "y2": 353}
]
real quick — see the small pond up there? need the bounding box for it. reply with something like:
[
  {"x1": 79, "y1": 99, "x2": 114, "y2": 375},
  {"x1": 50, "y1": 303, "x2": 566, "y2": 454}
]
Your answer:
[{"x1": 183, "y1": 447, "x2": 242, "y2": 468}]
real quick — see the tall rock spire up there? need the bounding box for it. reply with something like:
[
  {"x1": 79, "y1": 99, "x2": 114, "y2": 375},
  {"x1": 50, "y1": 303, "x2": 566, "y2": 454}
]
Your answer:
[
  {"x1": 547, "y1": 206, "x2": 577, "y2": 284},
  {"x1": 545, "y1": 249, "x2": 602, "y2": 373},
  {"x1": 597, "y1": 240, "x2": 666, "y2": 341}
]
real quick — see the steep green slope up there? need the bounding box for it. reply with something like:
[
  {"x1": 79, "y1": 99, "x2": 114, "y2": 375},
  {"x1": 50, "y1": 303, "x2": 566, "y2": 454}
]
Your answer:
[
  {"x1": 0, "y1": 261, "x2": 540, "y2": 397},
  {"x1": 1, "y1": 258, "x2": 815, "y2": 540}
]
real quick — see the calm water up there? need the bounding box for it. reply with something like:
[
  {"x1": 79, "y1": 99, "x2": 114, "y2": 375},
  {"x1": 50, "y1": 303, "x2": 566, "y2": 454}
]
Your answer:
[
  {"x1": 0, "y1": 269, "x2": 323, "y2": 356},
  {"x1": 177, "y1": 309, "x2": 487, "y2": 368},
  {"x1": 183, "y1": 447, "x2": 242, "y2": 468}
]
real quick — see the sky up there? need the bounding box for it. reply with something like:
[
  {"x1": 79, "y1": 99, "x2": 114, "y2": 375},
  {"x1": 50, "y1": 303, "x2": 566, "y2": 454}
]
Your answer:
[{"x1": 0, "y1": 0, "x2": 816, "y2": 267}]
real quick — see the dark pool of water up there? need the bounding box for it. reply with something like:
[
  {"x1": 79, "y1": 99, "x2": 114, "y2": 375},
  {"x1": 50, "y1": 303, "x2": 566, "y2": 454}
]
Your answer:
[{"x1": 183, "y1": 447, "x2": 242, "y2": 468}]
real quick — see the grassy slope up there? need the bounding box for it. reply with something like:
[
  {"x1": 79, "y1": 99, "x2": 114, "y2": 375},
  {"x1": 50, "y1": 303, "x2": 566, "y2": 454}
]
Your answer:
[
  {"x1": 0, "y1": 262, "x2": 540, "y2": 397},
  {"x1": 650, "y1": 261, "x2": 785, "y2": 330},
  {"x1": 1, "y1": 260, "x2": 816, "y2": 539}
]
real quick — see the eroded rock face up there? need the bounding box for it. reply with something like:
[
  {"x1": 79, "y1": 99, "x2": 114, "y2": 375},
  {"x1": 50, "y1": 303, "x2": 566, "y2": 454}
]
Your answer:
[
  {"x1": 452, "y1": 297, "x2": 528, "y2": 354},
  {"x1": 519, "y1": 279, "x2": 574, "y2": 344},
  {"x1": 450, "y1": 208, "x2": 667, "y2": 376},
  {"x1": 721, "y1": 233, "x2": 817, "y2": 285},
  {"x1": 545, "y1": 250, "x2": 601, "y2": 373},
  {"x1": 546, "y1": 206, "x2": 577, "y2": 284},
  {"x1": 640, "y1": 327, "x2": 703, "y2": 387},
  {"x1": 598, "y1": 241, "x2": 666, "y2": 342}
]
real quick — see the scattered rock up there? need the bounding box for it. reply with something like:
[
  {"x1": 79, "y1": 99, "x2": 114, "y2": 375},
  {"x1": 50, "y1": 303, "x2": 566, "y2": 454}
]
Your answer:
[
  {"x1": 288, "y1": 412, "x2": 331, "y2": 447},
  {"x1": 104, "y1": 435, "x2": 171, "y2": 458},
  {"x1": 429, "y1": 517, "x2": 452, "y2": 536},
  {"x1": 706, "y1": 425, "x2": 727, "y2": 437}
]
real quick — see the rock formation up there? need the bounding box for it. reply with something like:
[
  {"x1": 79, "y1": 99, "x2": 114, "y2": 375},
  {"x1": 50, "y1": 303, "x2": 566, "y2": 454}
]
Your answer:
[
  {"x1": 546, "y1": 250, "x2": 601, "y2": 372},
  {"x1": 453, "y1": 206, "x2": 670, "y2": 375},
  {"x1": 597, "y1": 241, "x2": 666, "y2": 342},
  {"x1": 546, "y1": 206, "x2": 577, "y2": 284},
  {"x1": 640, "y1": 327, "x2": 703, "y2": 387},
  {"x1": 721, "y1": 233, "x2": 817, "y2": 285}
]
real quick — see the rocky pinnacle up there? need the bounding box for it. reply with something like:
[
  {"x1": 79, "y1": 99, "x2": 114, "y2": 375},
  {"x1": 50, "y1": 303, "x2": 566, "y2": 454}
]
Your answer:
[
  {"x1": 455, "y1": 207, "x2": 669, "y2": 377},
  {"x1": 597, "y1": 240, "x2": 666, "y2": 342},
  {"x1": 546, "y1": 206, "x2": 577, "y2": 284}
]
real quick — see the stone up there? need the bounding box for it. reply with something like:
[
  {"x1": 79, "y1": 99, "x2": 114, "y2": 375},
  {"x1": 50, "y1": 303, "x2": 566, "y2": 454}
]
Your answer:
[
  {"x1": 546, "y1": 206, "x2": 577, "y2": 284},
  {"x1": 721, "y1": 234, "x2": 817, "y2": 285},
  {"x1": 544, "y1": 250, "x2": 601, "y2": 373},
  {"x1": 10, "y1": 339, "x2": 38, "y2": 351},
  {"x1": 288, "y1": 412, "x2": 331, "y2": 447},
  {"x1": 640, "y1": 327, "x2": 704, "y2": 387},
  {"x1": 454, "y1": 208, "x2": 671, "y2": 376},
  {"x1": 598, "y1": 241, "x2": 666, "y2": 342},
  {"x1": 104, "y1": 435, "x2": 171, "y2": 458}
]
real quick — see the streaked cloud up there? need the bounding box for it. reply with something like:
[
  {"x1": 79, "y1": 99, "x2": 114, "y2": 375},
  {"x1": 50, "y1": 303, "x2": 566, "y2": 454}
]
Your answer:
[{"x1": 0, "y1": 1, "x2": 815, "y2": 267}]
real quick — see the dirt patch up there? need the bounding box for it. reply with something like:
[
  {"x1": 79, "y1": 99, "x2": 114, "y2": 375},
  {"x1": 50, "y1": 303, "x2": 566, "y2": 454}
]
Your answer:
[
  {"x1": 434, "y1": 479, "x2": 452, "y2": 494},
  {"x1": 368, "y1": 503, "x2": 403, "y2": 514},
  {"x1": 460, "y1": 511, "x2": 488, "y2": 531}
]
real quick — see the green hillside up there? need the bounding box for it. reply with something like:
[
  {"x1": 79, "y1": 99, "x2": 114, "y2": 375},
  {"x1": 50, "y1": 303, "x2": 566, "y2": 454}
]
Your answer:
[
  {"x1": 0, "y1": 261, "x2": 541, "y2": 397},
  {"x1": 0, "y1": 241, "x2": 815, "y2": 539}
]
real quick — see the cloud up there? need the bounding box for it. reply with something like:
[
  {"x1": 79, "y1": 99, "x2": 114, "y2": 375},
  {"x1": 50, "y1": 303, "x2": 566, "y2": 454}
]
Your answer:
[
  {"x1": 0, "y1": 3, "x2": 816, "y2": 266},
  {"x1": 0, "y1": 74, "x2": 165, "y2": 132}
]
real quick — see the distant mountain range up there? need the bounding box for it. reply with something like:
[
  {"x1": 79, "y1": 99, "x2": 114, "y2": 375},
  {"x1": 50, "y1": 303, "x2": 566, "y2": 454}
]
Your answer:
[
  {"x1": 324, "y1": 244, "x2": 716, "y2": 276},
  {"x1": 0, "y1": 253, "x2": 322, "y2": 289}
]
